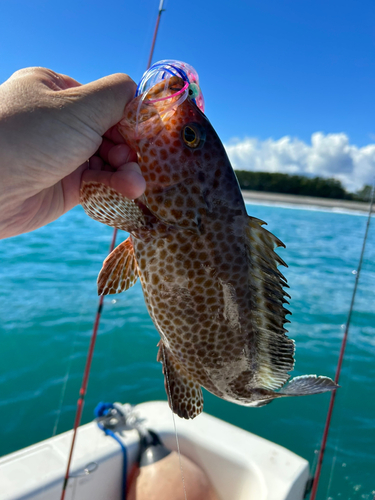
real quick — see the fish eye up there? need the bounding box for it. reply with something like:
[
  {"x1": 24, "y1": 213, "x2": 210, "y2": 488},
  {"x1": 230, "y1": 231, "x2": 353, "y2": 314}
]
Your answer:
[{"x1": 182, "y1": 122, "x2": 206, "y2": 149}]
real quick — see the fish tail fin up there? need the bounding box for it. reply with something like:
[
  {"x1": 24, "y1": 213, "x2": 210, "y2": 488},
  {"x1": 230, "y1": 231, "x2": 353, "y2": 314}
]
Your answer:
[
  {"x1": 278, "y1": 375, "x2": 338, "y2": 396},
  {"x1": 247, "y1": 375, "x2": 338, "y2": 407}
]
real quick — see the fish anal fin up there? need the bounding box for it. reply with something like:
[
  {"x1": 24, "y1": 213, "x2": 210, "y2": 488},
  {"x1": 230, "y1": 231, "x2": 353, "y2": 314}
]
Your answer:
[
  {"x1": 98, "y1": 237, "x2": 138, "y2": 295},
  {"x1": 278, "y1": 375, "x2": 338, "y2": 396},
  {"x1": 80, "y1": 182, "x2": 145, "y2": 233},
  {"x1": 157, "y1": 341, "x2": 203, "y2": 419}
]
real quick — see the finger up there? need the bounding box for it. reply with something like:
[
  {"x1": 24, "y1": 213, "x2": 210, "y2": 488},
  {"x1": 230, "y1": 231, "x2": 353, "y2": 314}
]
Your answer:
[
  {"x1": 57, "y1": 73, "x2": 81, "y2": 89},
  {"x1": 66, "y1": 73, "x2": 137, "y2": 136},
  {"x1": 104, "y1": 126, "x2": 126, "y2": 144},
  {"x1": 89, "y1": 156, "x2": 104, "y2": 171},
  {"x1": 98, "y1": 137, "x2": 114, "y2": 164},
  {"x1": 42, "y1": 70, "x2": 81, "y2": 90},
  {"x1": 108, "y1": 144, "x2": 137, "y2": 168},
  {"x1": 81, "y1": 162, "x2": 146, "y2": 200},
  {"x1": 10, "y1": 67, "x2": 82, "y2": 91}
]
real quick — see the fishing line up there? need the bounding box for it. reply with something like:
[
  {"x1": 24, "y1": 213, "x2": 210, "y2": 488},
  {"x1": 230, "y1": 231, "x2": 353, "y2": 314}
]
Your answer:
[
  {"x1": 161, "y1": 343, "x2": 188, "y2": 500},
  {"x1": 324, "y1": 320, "x2": 358, "y2": 500},
  {"x1": 325, "y1": 455, "x2": 337, "y2": 500},
  {"x1": 40, "y1": 272, "x2": 100, "y2": 500},
  {"x1": 310, "y1": 183, "x2": 375, "y2": 500},
  {"x1": 52, "y1": 342, "x2": 75, "y2": 437},
  {"x1": 60, "y1": 228, "x2": 118, "y2": 500},
  {"x1": 310, "y1": 444, "x2": 321, "y2": 479},
  {"x1": 91, "y1": 294, "x2": 119, "y2": 466},
  {"x1": 52, "y1": 291, "x2": 94, "y2": 437}
]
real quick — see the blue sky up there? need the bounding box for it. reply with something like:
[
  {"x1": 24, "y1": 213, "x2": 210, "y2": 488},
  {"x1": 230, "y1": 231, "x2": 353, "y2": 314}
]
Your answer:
[{"x1": 1, "y1": 0, "x2": 374, "y2": 190}]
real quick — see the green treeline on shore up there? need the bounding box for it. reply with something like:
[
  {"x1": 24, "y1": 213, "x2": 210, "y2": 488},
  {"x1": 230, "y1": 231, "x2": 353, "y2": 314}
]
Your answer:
[{"x1": 234, "y1": 170, "x2": 371, "y2": 201}]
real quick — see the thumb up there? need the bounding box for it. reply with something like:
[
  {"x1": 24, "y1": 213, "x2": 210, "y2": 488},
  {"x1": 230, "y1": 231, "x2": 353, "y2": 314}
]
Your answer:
[{"x1": 64, "y1": 73, "x2": 137, "y2": 137}]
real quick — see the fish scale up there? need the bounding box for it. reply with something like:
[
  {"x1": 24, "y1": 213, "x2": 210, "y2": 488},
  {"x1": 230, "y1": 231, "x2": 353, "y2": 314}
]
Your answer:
[{"x1": 80, "y1": 66, "x2": 337, "y2": 419}]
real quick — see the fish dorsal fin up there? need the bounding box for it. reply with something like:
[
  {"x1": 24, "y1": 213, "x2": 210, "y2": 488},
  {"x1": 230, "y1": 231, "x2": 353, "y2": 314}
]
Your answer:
[
  {"x1": 98, "y1": 237, "x2": 138, "y2": 295},
  {"x1": 245, "y1": 217, "x2": 295, "y2": 391},
  {"x1": 157, "y1": 341, "x2": 203, "y2": 419},
  {"x1": 80, "y1": 182, "x2": 146, "y2": 234}
]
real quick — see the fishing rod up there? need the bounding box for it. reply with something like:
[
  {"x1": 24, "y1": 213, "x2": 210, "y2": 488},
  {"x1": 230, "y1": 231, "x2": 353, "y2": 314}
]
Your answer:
[
  {"x1": 309, "y1": 185, "x2": 375, "y2": 500},
  {"x1": 148, "y1": 0, "x2": 165, "y2": 70},
  {"x1": 59, "y1": 3, "x2": 166, "y2": 499}
]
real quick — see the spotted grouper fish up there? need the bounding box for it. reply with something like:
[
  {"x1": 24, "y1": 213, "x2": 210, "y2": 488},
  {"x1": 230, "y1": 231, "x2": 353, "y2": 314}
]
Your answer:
[{"x1": 81, "y1": 62, "x2": 337, "y2": 419}]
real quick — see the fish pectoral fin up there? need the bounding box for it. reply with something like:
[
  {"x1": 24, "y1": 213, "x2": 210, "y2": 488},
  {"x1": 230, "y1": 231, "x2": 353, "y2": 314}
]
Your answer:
[
  {"x1": 157, "y1": 341, "x2": 203, "y2": 420},
  {"x1": 278, "y1": 375, "x2": 338, "y2": 396},
  {"x1": 97, "y1": 237, "x2": 138, "y2": 295},
  {"x1": 80, "y1": 182, "x2": 146, "y2": 233}
]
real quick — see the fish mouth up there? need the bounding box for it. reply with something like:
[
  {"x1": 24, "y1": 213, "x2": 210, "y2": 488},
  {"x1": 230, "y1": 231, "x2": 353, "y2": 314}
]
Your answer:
[
  {"x1": 119, "y1": 76, "x2": 189, "y2": 144},
  {"x1": 138, "y1": 76, "x2": 189, "y2": 130}
]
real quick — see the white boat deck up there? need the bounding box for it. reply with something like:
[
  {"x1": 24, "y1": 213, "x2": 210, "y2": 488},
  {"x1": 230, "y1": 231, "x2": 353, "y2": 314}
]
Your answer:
[{"x1": 0, "y1": 401, "x2": 310, "y2": 500}]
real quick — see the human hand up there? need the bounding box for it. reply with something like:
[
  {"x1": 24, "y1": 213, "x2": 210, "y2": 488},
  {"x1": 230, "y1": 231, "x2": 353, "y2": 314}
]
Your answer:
[{"x1": 0, "y1": 67, "x2": 146, "y2": 239}]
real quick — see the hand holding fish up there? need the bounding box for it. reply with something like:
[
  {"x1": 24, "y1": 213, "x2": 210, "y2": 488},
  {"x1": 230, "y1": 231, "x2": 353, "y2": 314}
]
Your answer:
[{"x1": 0, "y1": 67, "x2": 146, "y2": 239}]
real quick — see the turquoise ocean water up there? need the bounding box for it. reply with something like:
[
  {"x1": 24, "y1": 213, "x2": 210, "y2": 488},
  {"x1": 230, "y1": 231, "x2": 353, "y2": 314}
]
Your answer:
[{"x1": 0, "y1": 201, "x2": 374, "y2": 500}]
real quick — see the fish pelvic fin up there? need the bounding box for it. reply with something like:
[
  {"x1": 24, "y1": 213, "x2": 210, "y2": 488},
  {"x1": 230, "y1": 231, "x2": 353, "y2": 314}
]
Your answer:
[
  {"x1": 157, "y1": 341, "x2": 203, "y2": 420},
  {"x1": 245, "y1": 217, "x2": 294, "y2": 391},
  {"x1": 80, "y1": 182, "x2": 145, "y2": 234},
  {"x1": 98, "y1": 237, "x2": 138, "y2": 295}
]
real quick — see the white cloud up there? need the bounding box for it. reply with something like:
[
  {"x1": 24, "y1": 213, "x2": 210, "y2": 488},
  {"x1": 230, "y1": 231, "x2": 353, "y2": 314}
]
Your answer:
[{"x1": 224, "y1": 132, "x2": 375, "y2": 192}]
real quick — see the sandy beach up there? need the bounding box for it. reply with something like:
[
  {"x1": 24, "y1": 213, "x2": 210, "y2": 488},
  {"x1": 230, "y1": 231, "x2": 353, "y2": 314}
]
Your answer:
[{"x1": 241, "y1": 190, "x2": 374, "y2": 213}]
